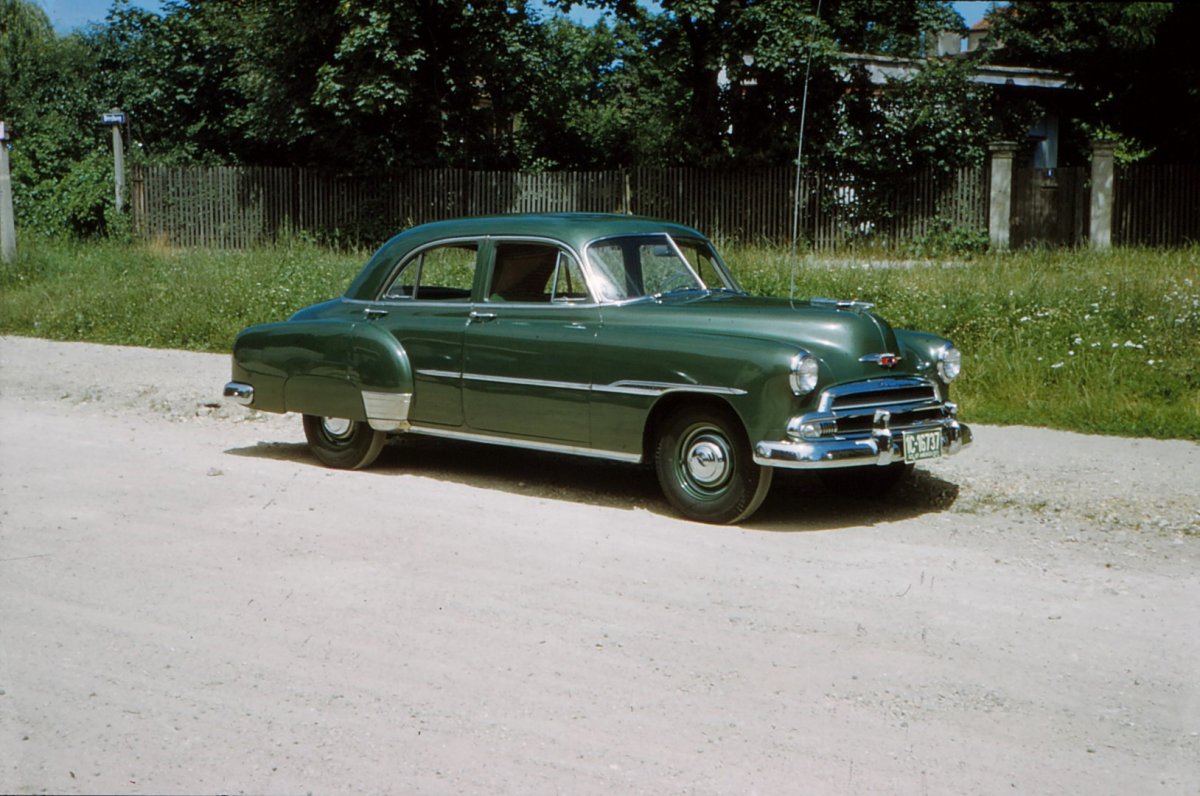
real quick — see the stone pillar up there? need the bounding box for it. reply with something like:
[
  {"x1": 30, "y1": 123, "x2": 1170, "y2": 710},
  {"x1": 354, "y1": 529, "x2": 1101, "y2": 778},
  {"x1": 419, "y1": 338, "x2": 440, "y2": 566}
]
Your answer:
[
  {"x1": 988, "y1": 141, "x2": 1018, "y2": 251},
  {"x1": 1089, "y1": 139, "x2": 1116, "y2": 250}
]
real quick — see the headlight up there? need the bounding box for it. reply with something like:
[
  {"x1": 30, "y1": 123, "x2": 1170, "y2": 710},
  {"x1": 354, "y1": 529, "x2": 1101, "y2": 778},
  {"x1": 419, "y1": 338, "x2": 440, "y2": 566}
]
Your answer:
[
  {"x1": 938, "y1": 345, "x2": 962, "y2": 383},
  {"x1": 790, "y1": 353, "x2": 819, "y2": 396}
]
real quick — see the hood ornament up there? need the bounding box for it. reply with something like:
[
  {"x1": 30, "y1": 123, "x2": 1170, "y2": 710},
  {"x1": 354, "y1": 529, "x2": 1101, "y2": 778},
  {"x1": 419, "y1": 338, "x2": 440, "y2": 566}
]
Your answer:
[
  {"x1": 860, "y1": 353, "x2": 902, "y2": 368},
  {"x1": 812, "y1": 298, "x2": 876, "y2": 312}
]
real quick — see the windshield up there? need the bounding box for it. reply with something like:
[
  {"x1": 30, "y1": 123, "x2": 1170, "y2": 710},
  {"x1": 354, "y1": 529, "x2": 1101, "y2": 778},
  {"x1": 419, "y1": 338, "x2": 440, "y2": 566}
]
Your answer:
[{"x1": 585, "y1": 235, "x2": 741, "y2": 302}]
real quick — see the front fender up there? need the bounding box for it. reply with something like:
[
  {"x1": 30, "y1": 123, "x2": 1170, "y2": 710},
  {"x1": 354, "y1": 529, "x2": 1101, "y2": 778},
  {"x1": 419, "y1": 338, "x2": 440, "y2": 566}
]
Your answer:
[{"x1": 895, "y1": 329, "x2": 955, "y2": 396}]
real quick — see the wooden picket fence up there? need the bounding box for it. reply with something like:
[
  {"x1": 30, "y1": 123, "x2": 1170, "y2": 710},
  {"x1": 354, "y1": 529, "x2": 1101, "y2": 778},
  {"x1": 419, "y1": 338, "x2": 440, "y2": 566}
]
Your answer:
[
  {"x1": 1114, "y1": 163, "x2": 1200, "y2": 247},
  {"x1": 131, "y1": 161, "x2": 1197, "y2": 250},
  {"x1": 131, "y1": 164, "x2": 991, "y2": 251}
]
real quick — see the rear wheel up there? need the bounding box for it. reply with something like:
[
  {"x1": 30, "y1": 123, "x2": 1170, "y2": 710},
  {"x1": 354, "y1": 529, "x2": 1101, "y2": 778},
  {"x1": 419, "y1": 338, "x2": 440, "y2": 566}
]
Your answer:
[
  {"x1": 654, "y1": 405, "x2": 773, "y2": 524},
  {"x1": 302, "y1": 415, "x2": 386, "y2": 470}
]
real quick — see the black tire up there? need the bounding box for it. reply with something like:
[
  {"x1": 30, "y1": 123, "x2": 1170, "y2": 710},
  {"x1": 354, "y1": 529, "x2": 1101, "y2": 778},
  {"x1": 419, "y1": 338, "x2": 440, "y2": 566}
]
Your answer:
[
  {"x1": 654, "y1": 405, "x2": 774, "y2": 524},
  {"x1": 820, "y1": 462, "x2": 913, "y2": 496},
  {"x1": 302, "y1": 414, "x2": 386, "y2": 470}
]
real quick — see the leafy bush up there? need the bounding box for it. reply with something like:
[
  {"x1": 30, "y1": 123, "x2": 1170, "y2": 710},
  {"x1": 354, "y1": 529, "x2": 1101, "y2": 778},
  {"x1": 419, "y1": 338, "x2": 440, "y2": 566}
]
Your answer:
[{"x1": 905, "y1": 218, "x2": 990, "y2": 258}]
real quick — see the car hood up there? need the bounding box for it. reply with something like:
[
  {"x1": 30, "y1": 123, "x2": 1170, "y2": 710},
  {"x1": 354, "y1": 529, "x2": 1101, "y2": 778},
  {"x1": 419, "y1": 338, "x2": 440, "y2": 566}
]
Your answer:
[{"x1": 605, "y1": 293, "x2": 936, "y2": 381}]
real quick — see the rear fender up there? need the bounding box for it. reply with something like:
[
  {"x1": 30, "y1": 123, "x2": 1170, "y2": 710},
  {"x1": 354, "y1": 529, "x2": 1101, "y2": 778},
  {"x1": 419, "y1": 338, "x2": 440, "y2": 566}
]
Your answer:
[{"x1": 231, "y1": 319, "x2": 413, "y2": 430}]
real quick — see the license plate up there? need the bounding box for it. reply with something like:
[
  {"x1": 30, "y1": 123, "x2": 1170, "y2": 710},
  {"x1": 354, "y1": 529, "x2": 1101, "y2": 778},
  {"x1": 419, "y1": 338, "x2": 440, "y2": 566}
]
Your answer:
[{"x1": 903, "y1": 429, "x2": 943, "y2": 463}]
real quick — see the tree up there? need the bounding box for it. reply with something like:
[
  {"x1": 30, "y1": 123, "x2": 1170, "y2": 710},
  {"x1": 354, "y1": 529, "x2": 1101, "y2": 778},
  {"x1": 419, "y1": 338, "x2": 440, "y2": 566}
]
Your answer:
[
  {"x1": 514, "y1": 14, "x2": 696, "y2": 168},
  {"x1": 989, "y1": 2, "x2": 1200, "y2": 163},
  {"x1": 546, "y1": 0, "x2": 986, "y2": 172},
  {"x1": 221, "y1": 0, "x2": 549, "y2": 170},
  {"x1": 83, "y1": 0, "x2": 244, "y2": 164},
  {"x1": 1, "y1": 0, "x2": 123, "y2": 236}
]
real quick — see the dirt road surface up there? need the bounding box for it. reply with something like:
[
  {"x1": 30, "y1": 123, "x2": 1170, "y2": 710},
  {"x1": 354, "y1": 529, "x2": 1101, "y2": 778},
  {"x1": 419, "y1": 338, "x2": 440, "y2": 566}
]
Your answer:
[{"x1": 1, "y1": 335, "x2": 1197, "y2": 795}]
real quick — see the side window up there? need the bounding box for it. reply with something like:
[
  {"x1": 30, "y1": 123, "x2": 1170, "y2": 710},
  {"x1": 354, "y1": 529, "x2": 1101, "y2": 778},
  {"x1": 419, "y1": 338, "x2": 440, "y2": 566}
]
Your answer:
[
  {"x1": 550, "y1": 251, "x2": 588, "y2": 302},
  {"x1": 585, "y1": 241, "x2": 633, "y2": 301},
  {"x1": 488, "y1": 242, "x2": 585, "y2": 303},
  {"x1": 383, "y1": 242, "x2": 478, "y2": 301}
]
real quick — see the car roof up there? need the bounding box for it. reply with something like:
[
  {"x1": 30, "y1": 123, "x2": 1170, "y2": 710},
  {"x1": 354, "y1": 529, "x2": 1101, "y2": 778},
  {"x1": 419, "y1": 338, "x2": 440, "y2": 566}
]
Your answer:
[
  {"x1": 345, "y1": 213, "x2": 710, "y2": 300},
  {"x1": 386, "y1": 213, "x2": 706, "y2": 250}
]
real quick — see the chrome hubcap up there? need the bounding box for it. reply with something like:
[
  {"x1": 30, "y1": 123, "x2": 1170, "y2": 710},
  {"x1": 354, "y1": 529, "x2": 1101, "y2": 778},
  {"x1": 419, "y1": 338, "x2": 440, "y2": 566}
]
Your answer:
[
  {"x1": 681, "y1": 428, "x2": 732, "y2": 493},
  {"x1": 321, "y1": 417, "x2": 354, "y2": 440}
]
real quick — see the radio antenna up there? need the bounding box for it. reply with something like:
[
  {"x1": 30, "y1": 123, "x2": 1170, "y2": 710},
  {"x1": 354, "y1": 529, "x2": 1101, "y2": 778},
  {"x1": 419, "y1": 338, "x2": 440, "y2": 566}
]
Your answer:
[{"x1": 789, "y1": 0, "x2": 823, "y2": 310}]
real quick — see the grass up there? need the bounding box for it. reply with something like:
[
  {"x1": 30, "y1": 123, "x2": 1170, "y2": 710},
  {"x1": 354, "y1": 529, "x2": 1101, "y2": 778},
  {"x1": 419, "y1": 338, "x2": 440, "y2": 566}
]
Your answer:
[
  {"x1": 2, "y1": 238, "x2": 1197, "y2": 440},
  {"x1": 0, "y1": 237, "x2": 362, "y2": 352}
]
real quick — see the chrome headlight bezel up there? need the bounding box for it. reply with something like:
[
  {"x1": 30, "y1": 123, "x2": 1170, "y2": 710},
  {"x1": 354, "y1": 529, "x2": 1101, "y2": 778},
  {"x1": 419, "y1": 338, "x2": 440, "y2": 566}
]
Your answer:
[
  {"x1": 790, "y1": 352, "x2": 819, "y2": 396},
  {"x1": 938, "y1": 345, "x2": 962, "y2": 383}
]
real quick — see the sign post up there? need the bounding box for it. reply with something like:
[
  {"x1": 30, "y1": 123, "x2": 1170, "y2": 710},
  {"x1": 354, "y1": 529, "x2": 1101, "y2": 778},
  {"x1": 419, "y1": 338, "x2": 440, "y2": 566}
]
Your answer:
[
  {"x1": 0, "y1": 121, "x2": 15, "y2": 264},
  {"x1": 102, "y1": 109, "x2": 127, "y2": 212}
]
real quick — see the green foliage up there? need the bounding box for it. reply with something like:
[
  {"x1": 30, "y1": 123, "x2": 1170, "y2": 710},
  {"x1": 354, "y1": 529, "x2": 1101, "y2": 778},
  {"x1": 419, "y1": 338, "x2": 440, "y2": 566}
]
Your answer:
[
  {"x1": 225, "y1": 0, "x2": 548, "y2": 169},
  {"x1": 991, "y1": 2, "x2": 1199, "y2": 164},
  {"x1": 905, "y1": 218, "x2": 989, "y2": 258},
  {"x1": 830, "y1": 57, "x2": 995, "y2": 177},
  {"x1": 1, "y1": 0, "x2": 137, "y2": 237}
]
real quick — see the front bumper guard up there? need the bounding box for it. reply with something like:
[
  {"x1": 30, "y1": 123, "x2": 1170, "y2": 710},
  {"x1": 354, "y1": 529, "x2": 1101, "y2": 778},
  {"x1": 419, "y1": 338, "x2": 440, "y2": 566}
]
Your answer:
[{"x1": 754, "y1": 418, "x2": 972, "y2": 470}]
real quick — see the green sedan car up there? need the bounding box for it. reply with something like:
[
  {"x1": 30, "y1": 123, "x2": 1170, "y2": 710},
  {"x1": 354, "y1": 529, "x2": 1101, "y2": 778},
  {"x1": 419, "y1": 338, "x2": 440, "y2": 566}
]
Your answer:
[{"x1": 225, "y1": 214, "x2": 971, "y2": 523}]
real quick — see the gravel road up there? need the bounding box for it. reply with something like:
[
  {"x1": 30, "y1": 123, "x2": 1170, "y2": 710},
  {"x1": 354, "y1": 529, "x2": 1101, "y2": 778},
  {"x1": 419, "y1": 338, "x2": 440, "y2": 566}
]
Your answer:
[{"x1": 1, "y1": 335, "x2": 1197, "y2": 795}]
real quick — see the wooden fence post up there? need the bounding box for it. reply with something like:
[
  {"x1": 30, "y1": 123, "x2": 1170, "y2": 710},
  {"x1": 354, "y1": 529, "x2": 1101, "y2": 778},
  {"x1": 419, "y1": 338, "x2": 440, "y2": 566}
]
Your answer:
[
  {"x1": 131, "y1": 164, "x2": 144, "y2": 238},
  {"x1": 0, "y1": 122, "x2": 15, "y2": 263},
  {"x1": 988, "y1": 141, "x2": 1018, "y2": 251}
]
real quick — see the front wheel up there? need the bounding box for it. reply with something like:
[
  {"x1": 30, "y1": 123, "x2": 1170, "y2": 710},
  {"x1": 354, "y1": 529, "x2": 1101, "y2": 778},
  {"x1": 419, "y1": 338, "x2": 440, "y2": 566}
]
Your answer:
[
  {"x1": 302, "y1": 415, "x2": 386, "y2": 470},
  {"x1": 654, "y1": 406, "x2": 773, "y2": 524}
]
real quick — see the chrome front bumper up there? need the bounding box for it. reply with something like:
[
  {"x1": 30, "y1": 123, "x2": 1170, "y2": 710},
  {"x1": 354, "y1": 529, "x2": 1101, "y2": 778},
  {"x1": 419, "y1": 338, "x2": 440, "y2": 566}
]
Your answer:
[{"x1": 753, "y1": 420, "x2": 972, "y2": 470}]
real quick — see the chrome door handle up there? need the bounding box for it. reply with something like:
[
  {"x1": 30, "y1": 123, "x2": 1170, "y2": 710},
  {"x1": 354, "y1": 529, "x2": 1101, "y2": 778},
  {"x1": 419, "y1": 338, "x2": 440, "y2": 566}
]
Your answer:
[
  {"x1": 468, "y1": 311, "x2": 497, "y2": 324},
  {"x1": 364, "y1": 308, "x2": 388, "y2": 320}
]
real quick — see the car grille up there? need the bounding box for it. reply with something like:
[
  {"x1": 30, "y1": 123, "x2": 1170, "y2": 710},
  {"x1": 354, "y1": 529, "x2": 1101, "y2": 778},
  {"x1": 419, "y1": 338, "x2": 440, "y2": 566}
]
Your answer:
[{"x1": 803, "y1": 377, "x2": 946, "y2": 439}]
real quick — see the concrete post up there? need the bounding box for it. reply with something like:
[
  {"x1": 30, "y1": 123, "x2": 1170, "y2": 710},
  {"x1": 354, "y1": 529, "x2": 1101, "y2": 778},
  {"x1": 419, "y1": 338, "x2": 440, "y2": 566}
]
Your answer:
[
  {"x1": 0, "y1": 122, "x2": 15, "y2": 264},
  {"x1": 987, "y1": 141, "x2": 1018, "y2": 251},
  {"x1": 110, "y1": 108, "x2": 126, "y2": 213},
  {"x1": 1089, "y1": 139, "x2": 1116, "y2": 250}
]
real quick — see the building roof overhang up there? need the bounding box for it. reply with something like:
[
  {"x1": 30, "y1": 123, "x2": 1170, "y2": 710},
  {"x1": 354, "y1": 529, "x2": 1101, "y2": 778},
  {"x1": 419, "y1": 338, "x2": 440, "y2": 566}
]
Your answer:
[{"x1": 838, "y1": 52, "x2": 1075, "y2": 90}]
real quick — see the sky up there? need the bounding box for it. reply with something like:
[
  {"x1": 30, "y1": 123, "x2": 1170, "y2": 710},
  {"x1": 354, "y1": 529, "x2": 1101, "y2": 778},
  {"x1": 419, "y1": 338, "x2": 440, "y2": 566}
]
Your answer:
[{"x1": 39, "y1": 0, "x2": 997, "y2": 35}]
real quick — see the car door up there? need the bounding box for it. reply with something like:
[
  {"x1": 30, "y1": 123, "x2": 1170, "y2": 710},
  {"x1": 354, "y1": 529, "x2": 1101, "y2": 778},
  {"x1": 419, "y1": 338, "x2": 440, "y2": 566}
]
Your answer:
[
  {"x1": 462, "y1": 239, "x2": 598, "y2": 443},
  {"x1": 363, "y1": 239, "x2": 481, "y2": 428}
]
